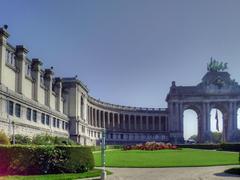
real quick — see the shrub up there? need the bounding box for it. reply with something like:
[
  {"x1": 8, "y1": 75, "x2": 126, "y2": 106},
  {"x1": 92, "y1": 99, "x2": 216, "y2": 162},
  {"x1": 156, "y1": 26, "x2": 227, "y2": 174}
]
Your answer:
[
  {"x1": 54, "y1": 146, "x2": 94, "y2": 173},
  {"x1": 32, "y1": 134, "x2": 55, "y2": 145},
  {"x1": 53, "y1": 136, "x2": 76, "y2": 145},
  {"x1": 10, "y1": 134, "x2": 31, "y2": 144},
  {"x1": 32, "y1": 134, "x2": 76, "y2": 145},
  {"x1": 0, "y1": 145, "x2": 94, "y2": 175},
  {"x1": 0, "y1": 130, "x2": 10, "y2": 145}
]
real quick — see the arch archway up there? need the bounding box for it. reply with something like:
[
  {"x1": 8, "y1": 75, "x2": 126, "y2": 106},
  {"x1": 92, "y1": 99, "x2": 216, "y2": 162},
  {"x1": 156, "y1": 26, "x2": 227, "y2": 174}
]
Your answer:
[
  {"x1": 237, "y1": 108, "x2": 240, "y2": 130},
  {"x1": 183, "y1": 109, "x2": 198, "y2": 141},
  {"x1": 210, "y1": 108, "x2": 223, "y2": 143}
]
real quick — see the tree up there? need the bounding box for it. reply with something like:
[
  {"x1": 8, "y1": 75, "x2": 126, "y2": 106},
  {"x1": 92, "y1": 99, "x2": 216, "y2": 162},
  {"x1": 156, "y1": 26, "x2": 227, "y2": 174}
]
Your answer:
[
  {"x1": 211, "y1": 132, "x2": 222, "y2": 143},
  {"x1": 0, "y1": 130, "x2": 10, "y2": 145},
  {"x1": 188, "y1": 135, "x2": 197, "y2": 142}
]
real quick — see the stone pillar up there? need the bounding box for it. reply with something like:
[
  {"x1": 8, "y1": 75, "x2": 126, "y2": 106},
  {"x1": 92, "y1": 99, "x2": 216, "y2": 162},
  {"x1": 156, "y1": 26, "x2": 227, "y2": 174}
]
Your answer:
[
  {"x1": 32, "y1": 58, "x2": 43, "y2": 102},
  {"x1": 112, "y1": 113, "x2": 115, "y2": 129},
  {"x1": 107, "y1": 112, "x2": 110, "y2": 128},
  {"x1": 146, "y1": 116, "x2": 149, "y2": 130},
  {"x1": 152, "y1": 116, "x2": 155, "y2": 130},
  {"x1": 168, "y1": 102, "x2": 174, "y2": 131},
  {"x1": 123, "y1": 114, "x2": 126, "y2": 130},
  {"x1": 16, "y1": 45, "x2": 28, "y2": 94},
  {"x1": 179, "y1": 103, "x2": 183, "y2": 132},
  {"x1": 134, "y1": 115, "x2": 137, "y2": 130},
  {"x1": 102, "y1": 111, "x2": 105, "y2": 128},
  {"x1": 202, "y1": 102, "x2": 211, "y2": 142},
  {"x1": 232, "y1": 102, "x2": 238, "y2": 131},
  {"x1": 140, "y1": 116, "x2": 143, "y2": 130},
  {"x1": 227, "y1": 101, "x2": 238, "y2": 142},
  {"x1": 118, "y1": 113, "x2": 120, "y2": 129},
  {"x1": 128, "y1": 115, "x2": 131, "y2": 130},
  {"x1": 95, "y1": 109, "x2": 97, "y2": 127},
  {"x1": 44, "y1": 68, "x2": 54, "y2": 107},
  {"x1": 0, "y1": 26, "x2": 9, "y2": 84},
  {"x1": 159, "y1": 116, "x2": 161, "y2": 131},
  {"x1": 54, "y1": 77, "x2": 62, "y2": 112}
]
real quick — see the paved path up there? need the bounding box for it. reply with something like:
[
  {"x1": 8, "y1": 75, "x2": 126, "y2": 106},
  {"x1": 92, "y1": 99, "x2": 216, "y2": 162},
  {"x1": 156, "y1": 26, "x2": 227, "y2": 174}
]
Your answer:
[{"x1": 105, "y1": 166, "x2": 240, "y2": 180}]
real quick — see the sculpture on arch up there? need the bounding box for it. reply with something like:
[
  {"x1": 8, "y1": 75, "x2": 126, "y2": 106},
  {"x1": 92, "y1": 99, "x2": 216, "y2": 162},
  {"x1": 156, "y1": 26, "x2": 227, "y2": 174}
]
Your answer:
[{"x1": 207, "y1": 57, "x2": 228, "y2": 72}]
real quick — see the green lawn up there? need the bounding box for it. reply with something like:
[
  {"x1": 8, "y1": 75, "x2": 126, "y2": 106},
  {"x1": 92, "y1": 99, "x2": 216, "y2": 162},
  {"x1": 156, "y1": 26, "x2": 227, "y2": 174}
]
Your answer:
[
  {"x1": 94, "y1": 148, "x2": 239, "y2": 168},
  {"x1": 0, "y1": 169, "x2": 106, "y2": 180}
]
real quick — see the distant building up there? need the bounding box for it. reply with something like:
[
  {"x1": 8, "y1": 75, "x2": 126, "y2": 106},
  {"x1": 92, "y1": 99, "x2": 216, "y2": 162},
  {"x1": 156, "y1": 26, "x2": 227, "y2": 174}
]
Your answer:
[{"x1": 0, "y1": 26, "x2": 239, "y2": 145}]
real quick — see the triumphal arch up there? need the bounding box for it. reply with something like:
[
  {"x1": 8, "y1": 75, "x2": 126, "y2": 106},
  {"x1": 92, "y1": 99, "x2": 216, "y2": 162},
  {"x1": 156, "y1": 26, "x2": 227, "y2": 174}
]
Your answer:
[{"x1": 166, "y1": 60, "x2": 240, "y2": 143}]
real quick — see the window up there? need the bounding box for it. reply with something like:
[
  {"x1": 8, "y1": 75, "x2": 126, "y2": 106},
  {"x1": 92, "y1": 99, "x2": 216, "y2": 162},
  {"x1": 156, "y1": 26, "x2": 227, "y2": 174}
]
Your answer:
[
  {"x1": 53, "y1": 117, "x2": 56, "y2": 127},
  {"x1": 40, "y1": 74, "x2": 44, "y2": 86},
  {"x1": 57, "y1": 119, "x2": 60, "y2": 128},
  {"x1": 62, "y1": 121, "x2": 65, "y2": 129},
  {"x1": 8, "y1": 101, "x2": 14, "y2": 116},
  {"x1": 15, "y1": 104, "x2": 21, "y2": 117},
  {"x1": 46, "y1": 115, "x2": 50, "y2": 126},
  {"x1": 5, "y1": 50, "x2": 16, "y2": 67},
  {"x1": 65, "y1": 122, "x2": 68, "y2": 130},
  {"x1": 25, "y1": 63, "x2": 31, "y2": 77},
  {"x1": 26, "y1": 108, "x2": 31, "y2": 120},
  {"x1": 33, "y1": 110, "x2": 37, "y2": 122},
  {"x1": 41, "y1": 113, "x2": 45, "y2": 124}
]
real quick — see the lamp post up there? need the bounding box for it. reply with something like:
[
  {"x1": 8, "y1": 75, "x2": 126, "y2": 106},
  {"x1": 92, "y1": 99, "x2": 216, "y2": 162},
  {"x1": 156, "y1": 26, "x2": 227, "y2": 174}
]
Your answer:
[
  {"x1": 101, "y1": 128, "x2": 106, "y2": 180},
  {"x1": 12, "y1": 121, "x2": 15, "y2": 145}
]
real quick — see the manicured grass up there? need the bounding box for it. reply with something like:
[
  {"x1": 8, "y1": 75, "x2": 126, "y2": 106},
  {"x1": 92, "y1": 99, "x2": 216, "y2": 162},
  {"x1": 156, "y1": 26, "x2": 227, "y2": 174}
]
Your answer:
[
  {"x1": 94, "y1": 148, "x2": 239, "y2": 168},
  {"x1": 0, "y1": 169, "x2": 109, "y2": 180}
]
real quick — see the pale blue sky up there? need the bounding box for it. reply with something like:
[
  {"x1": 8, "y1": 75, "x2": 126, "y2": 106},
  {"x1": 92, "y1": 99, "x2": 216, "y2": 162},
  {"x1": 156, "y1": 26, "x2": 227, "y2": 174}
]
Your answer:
[{"x1": 1, "y1": 0, "x2": 240, "y2": 138}]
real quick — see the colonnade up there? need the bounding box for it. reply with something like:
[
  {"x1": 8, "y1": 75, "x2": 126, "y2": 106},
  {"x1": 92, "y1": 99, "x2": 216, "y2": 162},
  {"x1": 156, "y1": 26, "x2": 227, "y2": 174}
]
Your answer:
[{"x1": 87, "y1": 105, "x2": 168, "y2": 132}]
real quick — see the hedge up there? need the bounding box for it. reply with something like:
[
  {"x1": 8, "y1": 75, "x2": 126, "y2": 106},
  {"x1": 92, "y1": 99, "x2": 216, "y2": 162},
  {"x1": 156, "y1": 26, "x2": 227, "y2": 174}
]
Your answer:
[
  {"x1": 0, "y1": 145, "x2": 94, "y2": 175},
  {"x1": 179, "y1": 143, "x2": 240, "y2": 152}
]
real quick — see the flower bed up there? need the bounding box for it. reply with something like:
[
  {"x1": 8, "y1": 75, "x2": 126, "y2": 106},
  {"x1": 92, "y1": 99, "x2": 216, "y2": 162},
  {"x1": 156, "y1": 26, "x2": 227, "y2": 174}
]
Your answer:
[{"x1": 123, "y1": 142, "x2": 178, "y2": 151}]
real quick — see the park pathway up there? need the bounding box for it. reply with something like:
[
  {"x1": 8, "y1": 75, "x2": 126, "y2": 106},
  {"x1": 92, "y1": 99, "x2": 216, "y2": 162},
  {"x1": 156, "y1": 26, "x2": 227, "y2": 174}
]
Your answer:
[{"x1": 105, "y1": 165, "x2": 240, "y2": 180}]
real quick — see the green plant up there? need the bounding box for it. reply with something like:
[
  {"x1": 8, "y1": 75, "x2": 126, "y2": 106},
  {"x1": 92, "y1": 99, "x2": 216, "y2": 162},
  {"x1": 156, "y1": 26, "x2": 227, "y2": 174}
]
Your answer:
[
  {"x1": 10, "y1": 134, "x2": 31, "y2": 144},
  {"x1": 0, "y1": 130, "x2": 10, "y2": 145},
  {"x1": 32, "y1": 134, "x2": 55, "y2": 145},
  {"x1": 0, "y1": 145, "x2": 94, "y2": 175},
  {"x1": 32, "y1": 134, "x2": 76, "y2": 145}
]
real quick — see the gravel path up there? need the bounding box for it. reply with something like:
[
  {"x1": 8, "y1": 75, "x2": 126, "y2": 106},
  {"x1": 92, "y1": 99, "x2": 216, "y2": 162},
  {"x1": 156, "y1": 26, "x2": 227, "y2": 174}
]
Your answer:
[{"x1": 105, "y1": 166, "x2": 240, "y2": 180}]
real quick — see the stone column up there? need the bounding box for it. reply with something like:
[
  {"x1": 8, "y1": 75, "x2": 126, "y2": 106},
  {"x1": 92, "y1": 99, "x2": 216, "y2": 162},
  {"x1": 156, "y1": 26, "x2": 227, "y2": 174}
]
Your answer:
[
  {"x1": 140, "y1": 116, "x2": 143, "y2": 130},
  {"x1": 90, "y1": 107, "x2": 93, "y2": 126},
  {"x1": 134, "y1": 115, "x2": 137, "y2": 130},
  {"x1": 16, "y1": 45, "x2": 28, "y2": 94},
  {"x1": 179, "y1": 103, "x2": 183, "y2": 132},
  {"x1": 151, "y1": 116, "x2": 154, "y2": 130},
  {"x1": 95, "y1": 109, "x2": 97, "y2": 127},
  {"x1": 168, "y1": 102, "x2": 174, "y2": 132},
  {"x1": 44, "y1": 68, "x2": 54, "y2": 107},
  {"x1": 232, "y1": 102, "x2": 238, "y2": 131},
  {"x1": 112, "y1": 113, "x2": 115, "y2": 129},
  {"x1": 159, "y1": 116, "x2": 161, "y2": 131},
  {"x1": 118, "y1": 113, "x2": 120, "y2": 130},
  {"x1": 146, "y1": 116, "x2": 149, "y2": 130},
  {"x1": 123, "y1": 114, "x2": 126, "y2": 130},
  {"x1": 0, "y1": 26, "x2": 9, "y2": 84},
  {"x1": 102, "y1": 111, "x2": 105, "y2": 128},
  {"x1": 54, "y1": 78, "x2": 62, "y2": 112},
  {"x1": 32, "y1": 59, "x2": 43, "y2": 102},
  {"x1": 107, "y1": 112, "x2": 110, "y2": 128},
  {"x1": 128, "y1": 115, "x2": 131, "y2": 130},
  {"x1": 175, "y1": 103, "x2": 180, "y2": 132}
]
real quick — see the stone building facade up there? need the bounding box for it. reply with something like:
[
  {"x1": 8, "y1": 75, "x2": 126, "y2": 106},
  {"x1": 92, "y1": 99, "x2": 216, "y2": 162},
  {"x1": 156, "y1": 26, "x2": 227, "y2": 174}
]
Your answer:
[{"x1": 0, "y1": 26, "x2": 239, "y2": 145}]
